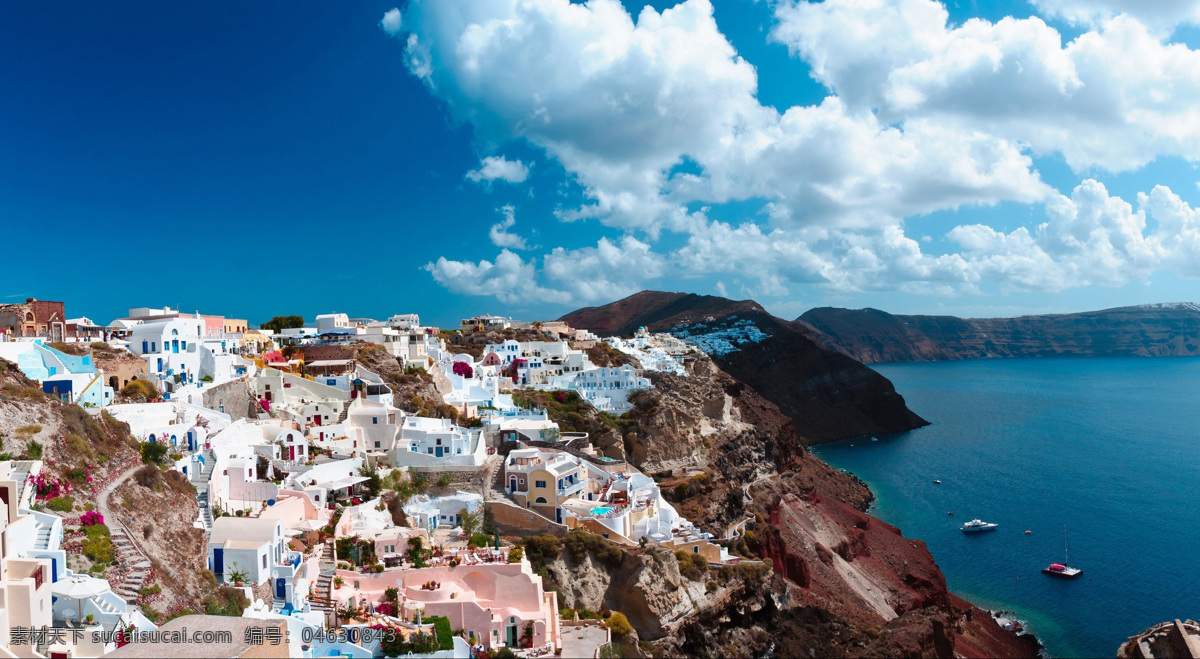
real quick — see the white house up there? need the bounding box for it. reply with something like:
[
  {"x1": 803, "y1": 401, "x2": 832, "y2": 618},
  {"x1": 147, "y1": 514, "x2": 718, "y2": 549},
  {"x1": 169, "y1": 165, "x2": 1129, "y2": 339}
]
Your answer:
[
  {"x1": 315, "y1": 313, "x2": 351, "y2": 335},
  {"x1": 403, "y1": 491, "x2": 483, "y2": 533},
  {"x1": 207, "y1": 517, "x2": 290, "y2": 586},
  {"x1": 390, "y1": 416, "x2": 485, "y2": 468},
  {"x1": 568, "y1": 365, "x2": 651, "y2": 413}
]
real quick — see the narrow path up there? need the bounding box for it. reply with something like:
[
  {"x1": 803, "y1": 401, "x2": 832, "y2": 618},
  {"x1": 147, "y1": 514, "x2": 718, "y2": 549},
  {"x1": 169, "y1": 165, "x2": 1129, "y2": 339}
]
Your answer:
[
  {"x1": 724, "y1": 471, "x2": 778, "y2": 539},
  {"x1": 95, "y1": 462, "x2": 153, "y2": 603}
]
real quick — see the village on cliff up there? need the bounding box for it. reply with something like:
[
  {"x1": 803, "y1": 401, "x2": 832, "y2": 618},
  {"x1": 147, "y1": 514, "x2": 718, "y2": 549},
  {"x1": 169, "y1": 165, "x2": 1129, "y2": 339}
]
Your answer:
[{"x1": 0, "y1": 298, "x2": 762, "y2": 658}]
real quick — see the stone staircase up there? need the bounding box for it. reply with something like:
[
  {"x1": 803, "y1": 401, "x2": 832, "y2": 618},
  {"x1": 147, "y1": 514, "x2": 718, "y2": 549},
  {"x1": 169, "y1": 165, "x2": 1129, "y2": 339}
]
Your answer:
[
  {"x1": 308, "y1": 541, "x2": 337, "y2": 614},
  {"x1": 92, "y1": 596, "x2": 121, "y2": 616},
  {"x1": 109, "y1": 525, "x2": 152, "y2": 602},
  {"x1": 33, "y1": 520, "x2": 53, "y2": 551}
]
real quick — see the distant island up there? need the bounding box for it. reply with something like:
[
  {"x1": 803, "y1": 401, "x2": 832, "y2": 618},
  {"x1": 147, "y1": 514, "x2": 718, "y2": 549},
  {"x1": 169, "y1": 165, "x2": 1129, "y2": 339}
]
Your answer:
[{"x1": 799, "y1": 303, "x2": 1200, "y2": 364}]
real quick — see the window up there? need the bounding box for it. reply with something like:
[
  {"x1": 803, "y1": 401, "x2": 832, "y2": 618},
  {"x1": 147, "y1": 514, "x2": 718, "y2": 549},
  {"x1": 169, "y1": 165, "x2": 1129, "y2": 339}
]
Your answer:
[
  {"x1": 693, "y1": 546, "x2": 699, "y2": 554},
  {"x1": 427, "y1": 448, "x2": 433, "y2": 454},
  {"x1": 263, "y1": 554, "x2": 268, "y2": 568},
  {"x1": 372, "y1": 417, "x2": 378, "y2": 425},
  {"x1": 535, "y1": 480, "x2": 546, "y2": 489}
]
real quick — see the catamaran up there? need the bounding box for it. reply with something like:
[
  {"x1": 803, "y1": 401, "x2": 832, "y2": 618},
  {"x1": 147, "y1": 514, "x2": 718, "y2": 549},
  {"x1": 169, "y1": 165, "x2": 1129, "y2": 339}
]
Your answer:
[{"x1": 1043, "y1": 527, "x2": 1082, "y2": 578}]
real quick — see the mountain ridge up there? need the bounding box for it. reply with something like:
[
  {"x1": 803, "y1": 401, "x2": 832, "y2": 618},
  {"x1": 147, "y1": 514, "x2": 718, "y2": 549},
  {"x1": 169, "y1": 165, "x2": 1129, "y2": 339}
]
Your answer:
[
  {"x1": 560, "y1": 291, "x2": 928, "y2": 445},
  {"x1": 798, "y1": 303, "x2": 1200, "y2": 363}
]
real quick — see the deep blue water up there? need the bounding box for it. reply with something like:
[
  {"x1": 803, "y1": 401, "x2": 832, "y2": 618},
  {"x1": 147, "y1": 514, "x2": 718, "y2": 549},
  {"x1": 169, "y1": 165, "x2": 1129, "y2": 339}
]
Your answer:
[{"x1": 813, "y1": 357, "x2": 1200, "y2": 658}]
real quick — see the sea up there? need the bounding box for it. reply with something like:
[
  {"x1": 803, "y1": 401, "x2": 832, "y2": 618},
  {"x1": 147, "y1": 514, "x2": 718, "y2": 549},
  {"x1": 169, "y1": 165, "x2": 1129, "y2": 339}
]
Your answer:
[{"x1": 812, "y1": 356, "x2": 1200, "y2": 658}]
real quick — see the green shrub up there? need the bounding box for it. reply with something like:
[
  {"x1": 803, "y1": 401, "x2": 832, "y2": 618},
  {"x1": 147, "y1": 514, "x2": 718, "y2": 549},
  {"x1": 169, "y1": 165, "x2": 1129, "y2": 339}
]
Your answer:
[
  {"x1": 606, "y1": 612, "x2": 633, "y2": 639},
  {"x1": 507, "y1": 546, "x2": 524, "y2": 563},
  {"x1": 82, "y1": 525, "x2": 115, "y2": 565},
  {"x1": 468, "y1": 533, "x2": 491, "y2": 549},
  {"x1": 523, "y1": 534, "x2": 561, "y2": 563},
  {"x1": 140, "y1": 441, "x2": 168, "y2": 464},
  {"x1": 46, "y1": 496, "x2": 74, "y2": 512},
  {"x1": 429, "y1": 615, "x2": 453, "y2": 650},
  {"x1": 14, "y1": 425, "x2": 41, "y2": 438},
  {"x1": 121, "y1": 379, "x2": 159, "y2": 400},
  {"x1": 22, "y1": 440, "x2": 43, "y2": 460}
]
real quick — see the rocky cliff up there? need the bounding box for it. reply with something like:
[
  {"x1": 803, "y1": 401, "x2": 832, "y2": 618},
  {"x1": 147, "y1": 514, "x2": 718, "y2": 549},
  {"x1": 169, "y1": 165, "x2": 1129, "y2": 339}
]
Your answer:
[
  {"x1": 800, "y1": 303, "x2": 1200, "y2": 363},
  {"x1": 521, "y1": 353, "x2": 1037, "y2": 658},
  {"x1": 561, "y1": 291, "x2": 928, "y2": 445}
]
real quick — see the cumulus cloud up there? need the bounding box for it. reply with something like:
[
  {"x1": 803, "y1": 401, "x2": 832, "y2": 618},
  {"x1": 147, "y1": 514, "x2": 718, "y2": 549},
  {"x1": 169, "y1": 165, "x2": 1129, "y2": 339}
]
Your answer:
[
  {"x1": 1029, "y1": 0, "x2": 1200, "y2": 32},
  {"x1": 424, "y1": 250, "x2": 571, "y2": 305},
  {"x1": 542, "y1": 236, "x2": 668, "y2": 302},
  {"x1": 949, "y1": 180, "x2": 1200, "y2": 291},
  {"x1": 380, "y1": 8, "x2": 402, "y2": 36},
  {"x1": 402, "y1": 0, "x2": 1047, "y2": 235},
  {"x1": 466, "y1": 155, "x2": 530, "y2": 184},
  {"x1": 488, "y1": 206, "x2": 529, "y2": 250},
  {"x1": 772, "y1": 0, "x2": 1200, "y2": 172},
  {"x1": 394, "y1": 0, "x2": 1200, "y2": 306}
]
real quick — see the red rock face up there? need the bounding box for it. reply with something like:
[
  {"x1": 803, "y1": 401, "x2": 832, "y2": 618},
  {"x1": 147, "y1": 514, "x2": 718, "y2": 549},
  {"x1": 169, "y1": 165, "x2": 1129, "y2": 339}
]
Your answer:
[{"x1": 743, "y1": 454, "x2": 1036, "y2": 658}]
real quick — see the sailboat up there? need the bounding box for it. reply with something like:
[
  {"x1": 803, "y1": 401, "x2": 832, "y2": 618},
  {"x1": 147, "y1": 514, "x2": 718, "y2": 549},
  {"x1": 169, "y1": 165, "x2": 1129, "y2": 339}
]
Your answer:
[{"x1": 1042, "y1": 526, "x2": 1082, "y2": 578}]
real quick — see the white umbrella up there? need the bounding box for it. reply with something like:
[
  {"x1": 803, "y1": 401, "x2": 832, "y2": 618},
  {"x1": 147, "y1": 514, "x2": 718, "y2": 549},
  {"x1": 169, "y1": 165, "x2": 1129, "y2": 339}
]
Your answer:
[{"x1": 52, "y1": 576, "x2": 111, "y2": 623}]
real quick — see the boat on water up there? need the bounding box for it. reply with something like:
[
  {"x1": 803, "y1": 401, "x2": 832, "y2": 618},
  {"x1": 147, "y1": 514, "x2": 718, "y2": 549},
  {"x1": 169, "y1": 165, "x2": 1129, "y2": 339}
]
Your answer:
[
  {"x1": 961, "y1": 519, "x2": 999, "y2": 532},
  {"x1": 1043, "y1": 527, "x2": 1082, "y2": 578},
  {"x1": 933, "y1": 479, "x2": 942, "y2": 484}
]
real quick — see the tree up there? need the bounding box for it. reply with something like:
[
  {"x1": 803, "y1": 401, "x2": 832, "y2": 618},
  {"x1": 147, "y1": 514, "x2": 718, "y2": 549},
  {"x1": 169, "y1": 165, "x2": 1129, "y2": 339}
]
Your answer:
[
  {"x1": 140, "y1": 441, "x2": 168, "y2": 465},
  {"x1": 361, "y1": 466, "x2": 381, "y2": 499},
  {"x1": 260, "y1": 315, "x2": 305, "y2": 332},
  {"x1": 606, "y1": 612, "x2": 633, "y2": 639},
  {"x1": 458, "y1": 507, "x2": 480, "y2": 536}
]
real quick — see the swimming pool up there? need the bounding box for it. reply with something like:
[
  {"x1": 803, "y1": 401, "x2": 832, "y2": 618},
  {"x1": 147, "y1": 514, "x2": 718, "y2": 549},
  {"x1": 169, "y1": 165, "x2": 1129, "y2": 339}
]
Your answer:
[{"x1": 589, "y1": 506, "x2": 614, "y2": 515}]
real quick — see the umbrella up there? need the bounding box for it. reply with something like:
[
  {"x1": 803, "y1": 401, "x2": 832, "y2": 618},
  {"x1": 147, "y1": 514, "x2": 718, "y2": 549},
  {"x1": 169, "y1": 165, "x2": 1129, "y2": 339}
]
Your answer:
[
  {"x1": 294, "y1": 519, "x2": 325, "y2": 532},
  {"x1": 52, "y1": 576, "x2": 111, "y2": 623}
]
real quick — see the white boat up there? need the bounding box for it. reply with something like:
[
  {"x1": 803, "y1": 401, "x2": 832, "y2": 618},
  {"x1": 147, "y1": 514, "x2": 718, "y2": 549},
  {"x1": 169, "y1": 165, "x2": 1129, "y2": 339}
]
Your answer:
[{"x1": 961, "y1": 519, "x2": 999, "y2": 532}]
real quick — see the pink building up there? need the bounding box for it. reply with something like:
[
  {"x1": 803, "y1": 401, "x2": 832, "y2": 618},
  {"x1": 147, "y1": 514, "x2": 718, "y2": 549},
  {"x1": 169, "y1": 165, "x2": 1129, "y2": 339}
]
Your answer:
[{"x1": 332, "y1": 557, "x2": 560, "y2": 650}]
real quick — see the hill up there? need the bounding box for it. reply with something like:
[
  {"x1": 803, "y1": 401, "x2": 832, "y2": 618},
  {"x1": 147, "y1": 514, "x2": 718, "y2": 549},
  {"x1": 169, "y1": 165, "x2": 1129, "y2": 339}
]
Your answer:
[
  {"x1": 799, "y1": 303, "x2": 1200, "y2": 363},
  {"x1": 561, "y1": 291, "x2": 928, "y2": 445}
]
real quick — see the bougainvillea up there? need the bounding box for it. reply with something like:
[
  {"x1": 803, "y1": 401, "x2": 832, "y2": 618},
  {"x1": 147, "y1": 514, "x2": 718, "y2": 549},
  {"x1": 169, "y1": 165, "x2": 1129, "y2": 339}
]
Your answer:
[
  {"x1": 26, "y1": 472, "x2": 69, "y2": 500},
  {"x1": 80, "y1": 510, "x2": 105, "y2": 527},
  {"x1": 452, "y1": 361, "x2": 473, "y2": 379}
]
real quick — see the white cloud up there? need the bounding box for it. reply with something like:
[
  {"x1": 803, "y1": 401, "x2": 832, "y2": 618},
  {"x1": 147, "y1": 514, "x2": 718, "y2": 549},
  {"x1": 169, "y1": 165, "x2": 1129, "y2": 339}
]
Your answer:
[
  {"x1": 424, "y1": 250, "x2": 571, "y2": 305},
  {"x1": 1029, "y1": 0, "x2": 1200, "y2": 32},
  {"x1": 402, "y1": 0, "x2": 1047, "y2": 236},
  {"x1": 771, "y1": 0, "x2": 1200, "y2": 172},
  {"x1": 543, "y1": 236, "x2": 668, "y2": 302},
  {"x1": 396, "y1": 0, "x2": 1200, "y2": 306},
  {"x1": 380, "y1": 8, "x2": 403, "y2": 36},
  {"x1": 488, "y1": 205, "x2": 529, "y2": 250},
  {"x1": 948, "y1": 180, "x2": 1200, "y2": 291},
  {"x1": 466, "y1": 155, "x2": 530, "y2": 184}
]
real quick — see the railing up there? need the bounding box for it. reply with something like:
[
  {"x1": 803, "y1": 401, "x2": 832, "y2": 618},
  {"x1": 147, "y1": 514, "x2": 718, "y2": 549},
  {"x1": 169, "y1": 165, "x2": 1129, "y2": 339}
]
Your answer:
[{"x1": 557, "y1": 480, "x2": 586, "y2": 498}]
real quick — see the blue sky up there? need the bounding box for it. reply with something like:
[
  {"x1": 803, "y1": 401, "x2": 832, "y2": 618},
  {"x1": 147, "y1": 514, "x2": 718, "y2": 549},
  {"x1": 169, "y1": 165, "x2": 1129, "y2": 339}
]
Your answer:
[{"x1": 3, "y1": 0, "x2": 1200, "y2": 328}]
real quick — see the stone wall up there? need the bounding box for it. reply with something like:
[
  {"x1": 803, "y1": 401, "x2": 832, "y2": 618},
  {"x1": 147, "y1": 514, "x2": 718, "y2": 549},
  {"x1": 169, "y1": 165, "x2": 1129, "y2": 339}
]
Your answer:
[
  {"x1": 490, "y1": 499, "x2": 568, "y2": 536},
  {"x1": 301, "y1": 345, "x2": 353, "y2": 362},
  {"x1": 202, "y1": 376, "x2": 256, "y2": 420}
]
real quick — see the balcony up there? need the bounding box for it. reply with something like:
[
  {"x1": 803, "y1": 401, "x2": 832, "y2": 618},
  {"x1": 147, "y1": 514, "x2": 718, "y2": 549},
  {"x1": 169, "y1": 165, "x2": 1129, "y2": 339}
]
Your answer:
[{"x1": 557, "y1": 479, "x2": 586, "y2": 498}]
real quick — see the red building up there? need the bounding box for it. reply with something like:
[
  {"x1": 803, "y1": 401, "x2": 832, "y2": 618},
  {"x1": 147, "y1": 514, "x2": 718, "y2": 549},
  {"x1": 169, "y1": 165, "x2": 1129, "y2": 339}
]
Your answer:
[{"x1": 0, "y1": 298, "x2": 66, "y2": 340}]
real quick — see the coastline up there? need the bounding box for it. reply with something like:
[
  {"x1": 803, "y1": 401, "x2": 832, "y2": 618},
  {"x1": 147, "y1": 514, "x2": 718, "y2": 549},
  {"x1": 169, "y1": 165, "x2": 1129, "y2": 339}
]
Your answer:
[{"x1": 824, "y1": 455, "x2": 1051, "y2": 657}]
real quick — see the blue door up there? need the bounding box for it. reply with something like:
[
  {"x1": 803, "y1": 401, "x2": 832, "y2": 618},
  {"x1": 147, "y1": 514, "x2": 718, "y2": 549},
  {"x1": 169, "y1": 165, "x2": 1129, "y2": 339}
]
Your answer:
[
  {"x1": 157, "y1": 358, "x2": 163, "y2": 372},
  {"x1": 275, "y1": 578, "x2": 286, "y2": 599},
  {"x1": 172, "y1": 340, "x2": 179, "y2": 353},
  {"x1": 435, "y1": 446, "x2": 443, "y2": 458},
  {"x1": 142, "y1": 341, "x2": 148, "y2": 353},
  {"x1": 187, "y1": 432, "x2": 194, "y2": 451},
  {"x1": 213, "y1": 548, "x2": 224, "y2": 576}
]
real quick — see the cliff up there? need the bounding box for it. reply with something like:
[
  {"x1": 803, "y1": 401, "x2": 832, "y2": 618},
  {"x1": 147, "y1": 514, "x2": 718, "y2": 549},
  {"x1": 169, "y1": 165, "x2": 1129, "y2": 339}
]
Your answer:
[
  {"x1": 561, "y1": 291, "x2": 927, "y2": 445},
  {"x1": 520, "y1": 354, "x2": 1037, "y2": 657},
  {"x1": 799, "y1": 303, "x2": 1200, "y2": 363}
]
